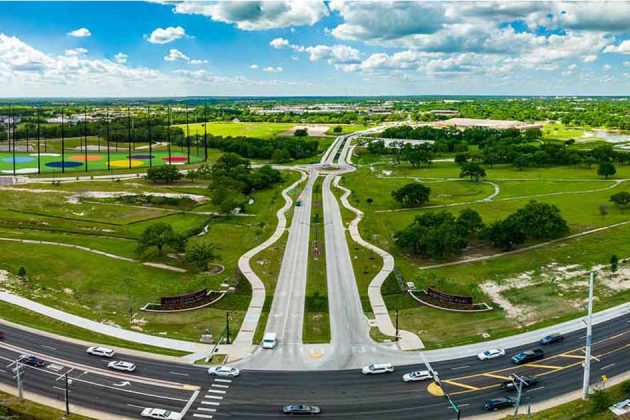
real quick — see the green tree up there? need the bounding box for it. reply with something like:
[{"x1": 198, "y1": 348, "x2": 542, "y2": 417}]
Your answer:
[
  {"x1": 17, "y1": 266, "x2": 27, "y2": 278},
  {"x1": 597, "y1": 162, "x2": 616, "y2": 179},
  {"x1": 147, "y1": 165, "x2": 183, "y2": 183},
  {"x1": 294, "y1": 128, "x2": 309, "y2": 137},
  {"x1": 185, "y1": 241, "x2": 219, "y2": 271},
  {"x1": 457, "y1": 208, "x2": 484, "y2": 238},
  {"x1": 185, "y1": 169, "x2": 199, "y2": 183},
  {"x1": 511, "y1": 200, "x2": 569, "y2": 240},
  {"x1": 137, "y1": 223, "x2": 184, "y2": 256},
  {"x1": 459, "y1": 162, "x2": 486, "y2": 182},
  {"x1": 271, "y1": 148, "x2": 291, "y2": 163},
  {"x1": 513, "y1": 154, "x2": 530, "y2": 171},
  {"x1": 391, "y1": 183, "x2": 431, "y2": 208},
  {"x1": 610, "y1": 254, "x2": 618, "y2": 273},
  {"x1": 590, "y1": 388, "x2": 612, "y2": 412},
  {"x1": 609, "y1": 191, "x2": 630, "y2": 211},
  {"x1": 333, "y1": 125, "x2": 343, "y2": 134}
]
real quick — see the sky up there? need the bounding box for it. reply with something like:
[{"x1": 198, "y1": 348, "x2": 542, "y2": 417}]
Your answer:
[{"x1": 0, "y1": 1, "x2": 629, "y2": 97}]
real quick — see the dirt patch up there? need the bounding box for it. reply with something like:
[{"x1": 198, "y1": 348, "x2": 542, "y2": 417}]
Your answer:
[{"x1": 280, "y1": 125, "x2": 330, "y2": 137}]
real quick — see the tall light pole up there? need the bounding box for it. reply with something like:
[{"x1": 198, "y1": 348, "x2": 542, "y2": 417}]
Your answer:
[
  {"x1": 11, "y1": 359, "x2": 24, "y2": 400},
  {"x1": 582, "y1": 271, "x2": 595, "y2": 400}
]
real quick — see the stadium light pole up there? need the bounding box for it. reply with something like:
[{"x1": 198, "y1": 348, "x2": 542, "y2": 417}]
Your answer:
[
  {"x1": 106, "y1": 108, "x2": 111, "y2": 172},
  {"x1": 167, "y1": 105, "x2": 172, "y2": 164},
  {"x1": 84, "y1": 106, "x2": 88, "y2": 172},
  {"x1": 127, "y1": 106, "x2": 132, "y2": 170},
  {"x1": 147, "y1": 106, "x2": 152, "y2": 167},
  {"x1": 36, "y1": 107, "x2": 41, "y2": 174},
  {"x1": 10, "y1": 106, "x2": 16, "y2": 176},
  {"x1": 582, "y1": 271, "x2": 595, "y2": 400},
  {"x1": 186, "y1": 104, "x2": 190, "y2": 163},
  {"x1": 203, "y1": 104, "x2": 208, "y2": 162},
  {"x1": 61, "y1": 107, "x2": 65, "y2": 173}
]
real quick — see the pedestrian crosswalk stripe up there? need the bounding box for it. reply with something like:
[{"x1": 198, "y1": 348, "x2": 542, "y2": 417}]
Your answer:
[
  {"x1": 204, "y1": 395, "x2": 223, "y2": 400},
  {"x1": 198, "y1": 408, "x2": 216, "y2": 412},
  {"x1": 201, "y1": 401, "x2": 221, "y2": 405},
  {"x1": 212, "y1": 384, "x2": 229, "y2": 389},
  {"x1": 193, "y1": 414, "x2": 213, "y2": 419},
  {"x1": 207, "y1": 389, "x2": 226, "y2": 394},
  {"x1": 215, "y1": 378, "x2": 232, "y2": 383}
]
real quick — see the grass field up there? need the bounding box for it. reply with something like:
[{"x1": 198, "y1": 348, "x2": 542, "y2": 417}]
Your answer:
[
  {"x1": 175, "y1": 121, "x2": 297, "y2": 139},
  {"x1": 340, "y1": 151, "x2": 630, "y2": 348},
  {"x1": 0, "y1": 171, "x2": 300, "y2": 346}
]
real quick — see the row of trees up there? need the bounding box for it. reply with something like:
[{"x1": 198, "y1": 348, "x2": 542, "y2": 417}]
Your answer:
[
  {"x1": 206, "y1": 136, "x2": 319, "y2": 162},
  {"x1": 394, "y1": 201, "x2": 570, "y2": 260}
]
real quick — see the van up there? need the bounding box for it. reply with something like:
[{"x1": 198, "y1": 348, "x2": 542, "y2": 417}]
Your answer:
[{"x1": 262, "y1": 332, "x2": 277, "y2": 349}]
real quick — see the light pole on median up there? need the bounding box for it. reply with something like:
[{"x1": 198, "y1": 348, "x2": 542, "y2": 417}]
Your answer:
[{"x1": 582, "y1": 271, "x2": 595, "y2": 400}]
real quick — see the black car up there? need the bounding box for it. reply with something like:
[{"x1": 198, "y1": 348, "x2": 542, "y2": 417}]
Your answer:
[
  {"x1": 501, "y1": 375, "x2": 539, "y2": 391},
  {"x1": 19, "y1": 355, "x2": 47, "y2": 368},
  {"x1": 483, "y1": 397, "x2": 517, "y2": 411},
  {"x1": 511, "y1": 349, "x2": 544, "y2": 364},
  {"x1": 283, "y1": 405, "x2": 321, "y2": 415},
  {"x1": 540, "y1": 333, "x2": 565, "y2": 345}
]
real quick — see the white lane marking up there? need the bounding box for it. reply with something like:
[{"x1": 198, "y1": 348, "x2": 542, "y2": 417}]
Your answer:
[
  {"x1": 198, "y1": 408, "x2": 216, "y2": 412},
  {"x1": 579, "y1": 335, "x2": 586, "y2": 339},
  {"x1": 207, "y1": 389, "x2": 226, "y2": 394},
  {"x1": 193, "y1": 415, "x2": 213, "y2": 419},
  {"x1": 600, "y1": 363, "x2": 616, "y2": 371},
  {"x1": 42, "y1": 345, "x2": 56, "y2": 351},
  {"x1": 211, "y1": 384, "x2": 229, "y2": 389},
  {"x1": 447, "y1": 403, "x2": 470, "y2": 408},
  {"x1": 52, "y1": 386, "x2": 70, "y2": 392},
  {"x1": 526, "y1": 386, "x2": 545, "y2": 393},
  {"x1": 214, "y1": 378, "x2": 232, "y2": 383},
  {"x1": 201, "y1": 401, "x2": 221, "y2": 406},
  {"x1": 180, "y1": 390, "x2": 200, "y2": 419},
  {"x1": 204, "y1": 396, "x2": 223, "y2": 401},
  {"x1": 451, "y1": 365, "x2": 470, "y2": 370},
  {"x1": 127, "y1": 404, "x2": 146, "y2": 409},
  {"x1": 169, "y1": 371, "x2": 189, "y2": 377},
  {"x1": 47, "y1": 364, "x2": 64, "y2": 372}
]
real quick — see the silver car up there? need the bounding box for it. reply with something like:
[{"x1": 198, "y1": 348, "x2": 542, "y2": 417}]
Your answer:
[
  {"x1": 402, "y1": 370, "x2": 435, "y2": 382},
  {"x1": 107, "y1": 361, "x2": 136, "y2": 372},
  {"x1": 207, "y1": 365, "x2": 240, "y2": 377}
]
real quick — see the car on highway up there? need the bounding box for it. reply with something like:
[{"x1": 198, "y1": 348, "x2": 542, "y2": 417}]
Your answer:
[
  {"x1": 208, "y1": 365, "x2": 240, "y2": 377},
  {"x1": 141, "y1": 408, "x2": 181, "y2": 419},
  {"x1": 19, "y1": 355, "x2": 47, "y2": 367},
  {"x1": 282, "y1": 404, "x2": 321, "y2": 415},
  {"x1": 483, "y1": 396, "x2": 516, "y2": 411},
  {"x1": 511, "y1": 349, "x2": 544, "y2": 364},
  {"x1": 539, "y1": 333, "x2": 565, "y2": 345},
  {"x1": 402, "y1": 370, "x2": 435, "y2": 382},
  {"x1": 87, "y1": 346, "x2": 115, "y2": 358},
  {"x1": 361, "y1": 363, "x2": 394, "y2": 375},
  {"x1": 501, "y1": 375, "x2": 539, "y2": 391},
  {"x1": 477, "y1": 348, "x2": 506, "y2": 360},
  {"x1": 107, "y1": 361, "x2": 136, "y2": 372},
  {"x1": 0, "y1": 331, "x2": 4, "y2": 339}
]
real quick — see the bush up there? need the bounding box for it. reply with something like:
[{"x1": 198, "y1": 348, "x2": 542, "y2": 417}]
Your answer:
[{"x1": 146, "y1": 165, "x2": 183, "y2": 183}]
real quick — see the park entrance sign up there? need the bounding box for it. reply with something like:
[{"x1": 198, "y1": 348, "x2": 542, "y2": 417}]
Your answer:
[
  {"x1": 426, "y1": 287, "x2": 474, "y2": 305},
  {"x1": 161, "y1": 289, "x2": 208, "y2": 310}
]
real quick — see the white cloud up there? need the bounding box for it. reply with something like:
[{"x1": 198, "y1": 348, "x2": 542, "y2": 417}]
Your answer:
[
  {"x1": 624, "y1": 61, "x2": 630, "y2": 68},
  {"x1": 249, "y1": 64, "x2": 259, "y2": 69},
  {"x1": 603, "y1": 40, "x2": 630, "y2": 55},
  {"x1": 67, "y1": 27, "x2": 91, "y2": 38},
  {"x1": 568, "y1": 64, "x2": 577, "y2": 70},
  {"x1": 171, "y1": 1, "x2": 328, "y2": 31},
  {"x1": 270, "y1": 37, "x2": 290, "y2": 49},
  {"x1": 603, "y1": 64, "x2": 612, "y2": 71},
  {"x1": 190, "y1": 59, "x2": 208, "y2": 65},
  {"x1": 262, "y1": 66, "x2": 284, "y2": 73},
  {"x1": 305, "y1": 44, "x2": 362, "y2": 65},
  {"x1": 114, "y1": 52, "x2": 128, "y2": 64},
  {"x1": 145, "y1": 26, "x2": 187, "y2": 44},
  {"x1": 164, "y1": 48, "x2": 190, "y2": 62},
  {"x1": 583, "y1": 55, "x2": 598, "y2": 63},
  {"x1": 64, "y1": 48, "x2": 88, "y2": 56}
]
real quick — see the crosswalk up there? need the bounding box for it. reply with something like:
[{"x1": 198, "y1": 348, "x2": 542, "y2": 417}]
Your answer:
[{"x1": 190, "y1": 377, "x2": 233, "y2": 419}]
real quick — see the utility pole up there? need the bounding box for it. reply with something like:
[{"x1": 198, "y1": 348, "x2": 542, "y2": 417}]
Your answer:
[
  {"x1": 433, "y1": 372, "x2": 460, "y2": 420},
  {"x1": 64, "y1": 372, "x2": 70, "y2": 416},
  {"x1": 582, "y1": 271, "x2": 595, "y2": 400},
  {"x1": 12, "y1": 359, "x2": 24, "y2": 400},
  {"x1": 226, "y1": 311, "x2": 231, "y2": 344},
  {"x1": 395, "y1": 309, "x2": 399, "y2": 342},
  {"x1": 512, "y1": 373, "x2": 531, "y2": 416}
]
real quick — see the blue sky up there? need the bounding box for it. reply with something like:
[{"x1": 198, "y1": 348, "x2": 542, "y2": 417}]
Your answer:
[{"x1": 0, "y1": 1, "x2": 629, "y2": 97}]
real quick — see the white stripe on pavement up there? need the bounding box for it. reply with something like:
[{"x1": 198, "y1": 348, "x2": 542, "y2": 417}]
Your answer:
[
  {"x1": 198, "y1": 408, "x2": 216, "y2": 412},
  {"x1": 193, "y1": 414, "x2": 213, "y2": 419},
  {"x1": 214, "y1": 378, "x2": 232, "y2": 383},
  {"x1": 207, "y1": 389, "x2": 226, "y2": 394},
  {"x1": 201, "y1": 401, "x2": 221, "y2": 406},
  {"x1": 205, "y1": 395, "x2": 224, "y2": 400},
  {"x1": 211, "y1": 384, "x2": 229, "y2": 389}
]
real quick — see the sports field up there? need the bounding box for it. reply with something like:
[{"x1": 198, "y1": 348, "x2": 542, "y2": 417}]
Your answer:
[
  {"x1": 0, "y1": 151, "x2": 202, "y2": 174},
  {"x1": 175, "y1": 121, "x2": 296, "y2": 138}
]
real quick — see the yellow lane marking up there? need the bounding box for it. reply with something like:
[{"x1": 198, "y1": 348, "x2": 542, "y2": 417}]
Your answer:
[
  {"x1": 557, "y1": 354, "x2": 585, "y2": 360},
  {"x1": 442, "y1": 380, "x2": 480, "y2": 391},
  {"x1": 427, "y1": 382, "x2": 445, "y2": 396},
  {"x1": 526, "y1": 364, "x2": 564, "y2": 370},
  {"x1": 482, "y1": 373, "x2": 511, "y2": 380}
]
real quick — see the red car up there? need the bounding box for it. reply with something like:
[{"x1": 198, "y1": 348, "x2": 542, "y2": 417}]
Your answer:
[{"x1": 0, "y1": 332, "x2": 5, "y2": 339}]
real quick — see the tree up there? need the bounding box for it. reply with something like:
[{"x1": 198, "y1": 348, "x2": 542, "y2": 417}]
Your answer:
[
  {"x1": 391, "y1": 183, "x2": 431, "y2": 208},
  {"x1": 271, "y1": 148, "x2": 291, "y2": 163},
  {"x1": 457, "y1": 208, "x2": 484, "y2": 238},
  {"x1": 333, "y1": 125, "x2": 343, "y2": 134},
  {"x1": 137, "y1": 223, "x2": 184, "y2": 255},
  {"x1": 17, "y1": 266, "x2": 27, "y2": 278},
  {"x1": 366, "y1": 198, "x2": 373, "y2": 206},
  {"x1": 513, "y1": 154, "x2": 530, "y2": 171},
  {"x1": 294, "y1": 128, "x2": 308, "y2": 137},
  {"x1": 185, "y1": 241, "x2": 219, "y2": 271},
  {"x1": 459, "y1": 162, "x2": 486, "y2": 182},
  {"x1": 147, "y1": 165, "x2": 183, "y2": 183},
  {"x1": 597, "y1": 162, "x2": 616, "y2": 179},
  {"x1": 185, "y1": 169, "x2": 199, "y2": 183},
  {"x1": 511, "y1": 200, "x2": 569, "y2": 240},
  {"x1": 481, "y1": 218, "x2": 526, "y2": 251},
  {"x1": 609, "y1": 191, "x2": 630, "y2": 211},
  {"x1": 610, "y1": 254, "x2": 618, "y2": 273},
  {"x1": 454, "y1": 153, "x2": 469, "y2": 165},
  {"x1": 599, "y1": 204, "x2": 609, "y2": 217}
]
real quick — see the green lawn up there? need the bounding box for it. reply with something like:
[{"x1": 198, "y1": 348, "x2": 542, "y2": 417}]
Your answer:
[{"x1": 175, "y1": 121, "x2": 297, "y2": 139}]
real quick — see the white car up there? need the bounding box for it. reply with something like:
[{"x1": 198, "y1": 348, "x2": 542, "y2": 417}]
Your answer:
[
  {"x1": 207, "y1": 365, "x2": 240, "y2": 377},
  {"x1": 87, "y1": 346, "x2": 115, "y2": 358},
  {"x1": 477, "y1": 348, "x2": 506, "y2": 361},
  {"x1": 361, "y1": 363, "x2": 394, "y2": 375},
  {"x1": 402, "y1": 370, "x2": 435, "y2": 382},
  {"x1": 141, "y1": 408, "x2": 181, "y2": 420},
  {"x1": 107, "y1": 361, "x2": 136, "y2": 372}
]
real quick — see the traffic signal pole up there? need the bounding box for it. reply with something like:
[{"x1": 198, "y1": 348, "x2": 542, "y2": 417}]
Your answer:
[{"x1": 582, "y1": 271, "x2": 595, "y2": 400}]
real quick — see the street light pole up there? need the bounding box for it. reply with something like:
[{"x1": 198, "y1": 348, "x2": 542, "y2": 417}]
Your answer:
[
  {"x1": 582, "y1": 271, "x2": 595, "y2": 400},
  {"x1": 395, "y1": 309, "x2": 399, "y2": 342},
  {"x1": 226, "y1": 311, "x2": 231, "y2": 344},
  {"x1": 13, "y1": 360, "x2": 24, "y2": 400},
  {"x1": 65, "y1": 372, "x2": 70, "y2": 416}
]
